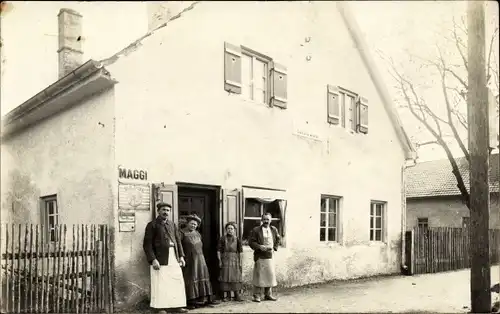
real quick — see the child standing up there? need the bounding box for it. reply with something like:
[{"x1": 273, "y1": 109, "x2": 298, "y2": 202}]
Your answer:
[{"x1": 217, "y1": 222, "x2": 244, "y2": 302}]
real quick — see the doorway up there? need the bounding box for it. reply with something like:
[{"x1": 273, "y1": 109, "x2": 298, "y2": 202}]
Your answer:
[{"x1": 177, "y1": 184, "x2": 221, "y2": 296}]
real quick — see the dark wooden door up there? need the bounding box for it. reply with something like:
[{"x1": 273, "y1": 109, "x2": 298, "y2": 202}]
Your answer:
[{"x1": 178, "y1": 189, "x2": 219, "y2": 295}]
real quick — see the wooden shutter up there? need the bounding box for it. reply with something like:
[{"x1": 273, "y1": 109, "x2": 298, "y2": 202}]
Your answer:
[
  {"x1": 357, "y1": 96, "x2": 369, "y2": 134},
  {"x1": 327, "y1": 85, "x2": 340, "y2": 125},
  {"x1": 222, "y1": 189, "x2": 242, "y2": 238},
  {"x1": 152, "y1": 184, "x2": 178, "y2": 224},
  {"x1": 224, "y1": 42, "x2": 242, "y2": 94},
  {"x1": 271, "y1": 62, "x2": 288, "y2": 108}
]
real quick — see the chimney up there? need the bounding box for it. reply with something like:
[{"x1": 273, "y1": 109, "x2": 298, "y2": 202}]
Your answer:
[{"x1": 57, "y1": 8, "x2": 83, "y2": 78}]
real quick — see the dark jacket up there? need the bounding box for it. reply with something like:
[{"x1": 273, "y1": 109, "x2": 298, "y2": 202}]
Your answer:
[
  {"x1": 143, "y1": 217, "x2": 185, "y2": 265},
  {"x1": 248, "y1": 225, "x2": 280, "y2": 262}
]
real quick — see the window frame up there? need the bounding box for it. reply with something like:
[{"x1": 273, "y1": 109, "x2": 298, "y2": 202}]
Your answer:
[
  {"x1": 417, "y1": 217, "x2": 429, "y2": 229},
  {"x1": 462, "y1": 216, "x2": 470, "y2": 228},
  {"x1": 242, "y1": 197, "x2": 283, "y2": 246},
  {"x1": 369, "y1": 201, "x2": 386, "y2": 242},
  {"x1": 339, "y1": 87, "x2": 358, "y2": 132},
  {"x1": 240, "y1": 46, "x2": 272, "y2": 106},
  {"x1": 41, "y1": 195, "x2": 59, "y2": 243},
  {"x1": 319, "y1": 195, "x2": 341, "y2": 243}
]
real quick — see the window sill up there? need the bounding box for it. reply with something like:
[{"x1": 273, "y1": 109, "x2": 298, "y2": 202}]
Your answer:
[
  {"x1": 319, "y1": 241, "x2": 342, "y2": 248},
  {"x1": 368, "y1": 240, "x2": 388, "y2": 247}
]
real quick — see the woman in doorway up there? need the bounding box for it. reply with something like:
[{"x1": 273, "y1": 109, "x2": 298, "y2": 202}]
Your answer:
[
  {"x1": 217, "y1": 222, "x2": 244, "y2": 302},
  {"x1": 180, "y1": 214, "x2": 218, "y2": 309}
]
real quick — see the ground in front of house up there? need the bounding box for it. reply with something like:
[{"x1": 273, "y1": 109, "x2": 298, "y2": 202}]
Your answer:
[{"x1": 135, "y1": 265, "x2": 499, "y2": 313}]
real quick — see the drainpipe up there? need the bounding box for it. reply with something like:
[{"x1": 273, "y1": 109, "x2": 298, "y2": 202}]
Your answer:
[{"x1": 401, "y1": 157, "x2": 417, "y2": 274}]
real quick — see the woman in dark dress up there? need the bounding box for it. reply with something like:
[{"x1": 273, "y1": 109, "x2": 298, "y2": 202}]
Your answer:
[
  {"x1": 217, "y1": 222, "x2": 244, "y2": 302},
  {"x1": 180, "y1": 214, "x2": 218, "y2": 309}
]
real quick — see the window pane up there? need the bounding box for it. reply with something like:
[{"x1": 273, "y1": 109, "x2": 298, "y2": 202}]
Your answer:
[
  {"x1": 376, "y1": 204, "x2": 382, "y2": 216},
  {"x1": 47, "y1": 201, "x2": 54, "y2": 215},
  {"x1": 320, "y1": 228, "x2": 326, "y2": 241},
  {"x1": 270, "y1": 220, "x2": 281, "y2": 232},
  {"x1": 48, "y1": 215, "x2": 55, "y2": 226},
  {"x1": 321, "y1": 198, "x2": 327, "y2": 212},
  {"x1": 370, "y1": 217, "x2": 373, "y2": 229},
  {"x1": 320, "y1": 213, "x2": 326, "y2": 227},
  {"x1": 375, "y1": 230, "x2": 382, "y2": 241},
  {"x1": 263, "y1": 201, "x2": 280, "y2": 219},
  {"x1": 245, "y1": 199, "x2": 261, "y2": 217},
  {"x1": 50, "y1": 229, "x2": 56, "y2": 242},
  {"x1": 328, "y1": 213, "x2": 336, "y2": 228},
  {"x1": 341, "y1": 93, "x2": 346, "y2": 127},
  {"x1": 242, "y1": 219, "x2": 261, "y2": 243},
  {"x1": 329, "y1": 198, "x2": 337, "y2": 214},
  {"x1": 241, "y1": 54, "x2": 252, "y2": 99},
  {"x1": 370, "y1": 230, "x2": 374, "y2": 241},
  {"x1": 328, "y1": 228, "x2": 336, "y2": 242},
  {"x1": 370, "y1": 204, "x2": 375, "y2": 216},
  {"x1": 376, "y1": 217, "x2": 382, "y2": 228}
]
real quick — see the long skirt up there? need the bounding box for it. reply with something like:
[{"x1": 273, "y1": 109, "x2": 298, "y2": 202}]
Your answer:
[
  {"x1": 150, "y1": 247, "x2": 187, "y2": 309},
  {"x1": 219, "y1": 252, "x2": 242, "y2": 292},
  {"x1": 252, "y1": 258, "x2": 277, "y2": 288},
  {"x1": 182, "y1": 253, "x2": 213, "y2": 301}
]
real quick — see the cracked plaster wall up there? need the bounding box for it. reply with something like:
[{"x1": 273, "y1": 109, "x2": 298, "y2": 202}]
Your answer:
[{"x1": 0, "y1": 89, "x2": 116, "y2": 227}]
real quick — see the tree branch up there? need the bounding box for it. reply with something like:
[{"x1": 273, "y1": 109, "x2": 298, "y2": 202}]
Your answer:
[
  {"x1": 486, "y1": 27, "x2": 499, "y2": 83},
  {"x1": 452, "y1": 16, "x2": 469, "y2": 72},
  {"x1": 436, "y1": 46, "x2": 471, "y2": 163}
]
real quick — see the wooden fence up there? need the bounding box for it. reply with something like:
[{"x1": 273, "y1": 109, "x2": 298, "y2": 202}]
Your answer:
[
  {"x1": 405, "y1": 227, "x2": 500, "y2": 275},
  {"x1": 0, "y1": 224, "x2": 114, "y2": 313}
]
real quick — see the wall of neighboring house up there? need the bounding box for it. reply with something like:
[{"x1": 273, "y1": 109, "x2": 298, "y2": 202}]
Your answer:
[
  {"x1": 406, "y1": 194, "x2": 500, "y2": 230},
  {"x1": 106, "y1": 1, "x2": 407, "y2": 309},
  {"x1": 0, "y1": 89, "x2": 116, "y2": 229}
]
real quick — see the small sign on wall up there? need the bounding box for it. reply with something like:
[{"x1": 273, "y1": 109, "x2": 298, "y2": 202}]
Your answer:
[
  {"x1": 119, "y1": 210, "x2": 136, "y2": 232},
  {"x1": 118, "y1": 182, "x2": 151, "y2": 210}
]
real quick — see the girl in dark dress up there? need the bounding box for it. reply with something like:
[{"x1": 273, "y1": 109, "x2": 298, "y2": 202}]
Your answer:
[
  {"x1": 217, "y1": 222, "x2": 244, "y2": 302},
  {"x1": 180, "y1": 215, "x2": 218, "y2": 309}
]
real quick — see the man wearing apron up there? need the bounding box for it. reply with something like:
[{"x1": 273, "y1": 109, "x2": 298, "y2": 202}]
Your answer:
[
  {"x1": 143, "y1": 202, "x2": 188, "y2": 313},
  {"x1": 248, "y1": 212, "x2": 281, "y2": 302}
]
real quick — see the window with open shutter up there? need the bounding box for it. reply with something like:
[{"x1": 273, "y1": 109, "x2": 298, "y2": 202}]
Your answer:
[
  {"x1": 152, "y1": 184, "x2": 178, "y2": 224},
  {"x1": 357, "y1": 96, "x2": 369, "y2": 134},
  {"x1": 224, "y1": 42, "x2": 242, "y2": 94},
  {"x1": 270, "y1": 62, "x2": 287, "y2": 108},
  {"x1": 327, "y1": 85, "x2": 340, "y2": 125},
  {"x1": 222, "y1": 189, "x2": 242, "y2": 238}
]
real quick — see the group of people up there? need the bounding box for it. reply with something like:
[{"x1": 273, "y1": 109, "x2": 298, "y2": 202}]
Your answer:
[{"x1": 143, "y1": 202, "x2": 281, "y2": 313}]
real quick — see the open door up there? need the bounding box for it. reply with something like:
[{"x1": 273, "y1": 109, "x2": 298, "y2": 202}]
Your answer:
[
  {"x1": 152, "y1": 184, "x2": 178, "y2": 224},
  {"x1": 222, "y1": 189, "x2": 242, "y2": 238}
]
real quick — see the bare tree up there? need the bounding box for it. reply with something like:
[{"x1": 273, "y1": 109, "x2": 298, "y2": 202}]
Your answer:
[{"x1": 381, "y1": 14, "x2": 499, "y2": 210}]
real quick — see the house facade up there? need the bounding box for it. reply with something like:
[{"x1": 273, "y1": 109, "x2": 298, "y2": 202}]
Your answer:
[
  {"x1": 1, "y1": 2, "x2": 416, "y2": 310},
  {"x1": 406, "y1": 154, "x2": 500, "y2": 230}
]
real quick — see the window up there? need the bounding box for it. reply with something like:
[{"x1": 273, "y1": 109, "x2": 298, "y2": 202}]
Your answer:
[
  {"x1": 242, "y1": 198, "x2": 282, "y2": 245},
  {"x1": 241, "y1": 51, "x2": 269, "y2": 104},
  {"x1": 462, "y1": 216, "x2": 470, "y2": 228},
  {"x1": 327, "y1": 85, "x2": 368, "y2": 133},
  {"x1": 320, "y1": 195, "x2": 340, "y2": 242},
  {"x1": 369, "y1": 201, "x2": 386, "y2": 242},
  {"x1": 41, "y1": 195, "x2": 59, "y2": 242},
  {"x1": 417, "y1": 217, "x2": 429, "y2": 229},
  {"x1": 223, "y1": 42, "x2": 288, "y2": 108}
]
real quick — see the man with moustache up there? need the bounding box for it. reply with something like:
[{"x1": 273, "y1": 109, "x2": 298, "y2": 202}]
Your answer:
[
  {"x1": 143, "y1": 202, "x2": 188, "y2": 313},
  {"x1": 248, "y1": 212, "x2": 281, "y2": 302}
]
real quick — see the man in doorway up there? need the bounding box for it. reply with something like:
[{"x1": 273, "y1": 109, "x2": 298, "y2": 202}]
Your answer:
[
  {"x1": 248, "y1": 212, "x2": 281, "y2": 302},
  {"x1": 143, "y1": 202, "x2": 188, "y2": 313}
]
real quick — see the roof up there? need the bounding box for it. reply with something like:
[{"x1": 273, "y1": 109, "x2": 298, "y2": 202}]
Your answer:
[
  {"x1": 1, "y1": 60, "x2": 115, "y2": 138},
  {"x1": 406, "y1": 153, "x2": 500, "y2": 198},
  {"x1": 1, "y1": 1, "x2": 418, "y2": 159}
]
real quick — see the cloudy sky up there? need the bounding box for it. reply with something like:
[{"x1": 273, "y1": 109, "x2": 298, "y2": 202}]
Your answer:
[{"x1": 1, "y1": 1, "x2": 498, "y2": 161}]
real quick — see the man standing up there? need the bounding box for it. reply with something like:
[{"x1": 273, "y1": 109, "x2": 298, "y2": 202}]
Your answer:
[
  {"x1": 143, "y1": 202, "x2": 188, "y2": 313},
  {"x1": 248, "y1": 212, "x2": 281, "y2": 302}
]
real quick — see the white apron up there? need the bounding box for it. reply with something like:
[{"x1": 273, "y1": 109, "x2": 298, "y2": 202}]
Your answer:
[
  {"x1": 252, "y1": 227, "x2": 277, "y2": 287},
  {"x1": 150, "y1": 247, "x2": 187, "y2": 309}
]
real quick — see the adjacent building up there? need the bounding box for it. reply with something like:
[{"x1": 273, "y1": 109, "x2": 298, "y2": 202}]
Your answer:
[
  {"x1": 1, "y1": 2, "x2": 416, "y2": 310},
  {"x1": 406, "y1": 153, "x2": 500, "y2": 230}
]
